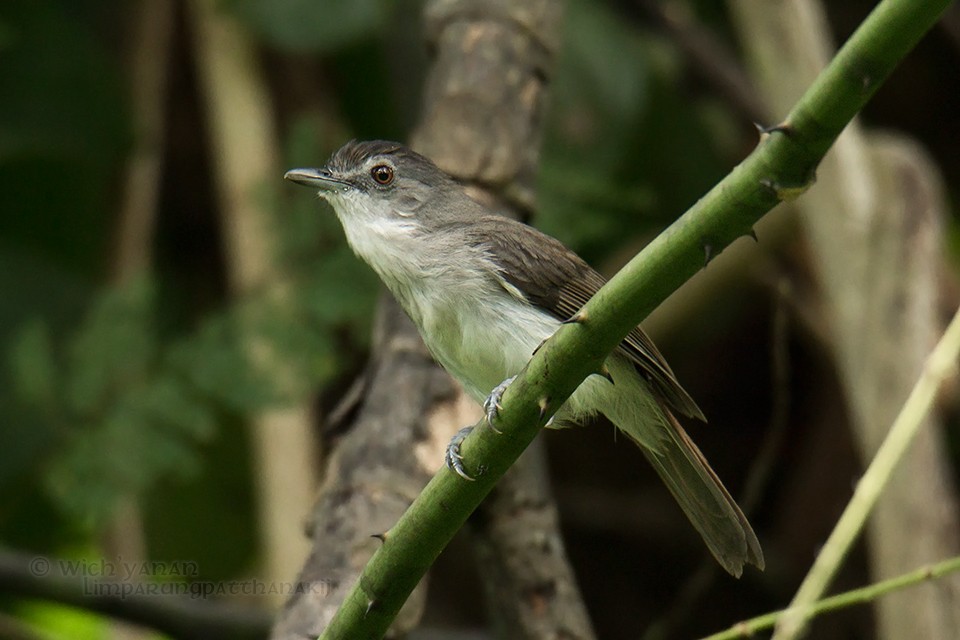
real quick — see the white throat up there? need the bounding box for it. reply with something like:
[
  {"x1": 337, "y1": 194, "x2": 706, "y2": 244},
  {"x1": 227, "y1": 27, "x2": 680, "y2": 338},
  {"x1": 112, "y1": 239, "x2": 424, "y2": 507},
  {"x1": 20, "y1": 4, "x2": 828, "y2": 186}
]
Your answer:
[{"x1": 324, "y1": 191, "x2": 559, "y2": 402}]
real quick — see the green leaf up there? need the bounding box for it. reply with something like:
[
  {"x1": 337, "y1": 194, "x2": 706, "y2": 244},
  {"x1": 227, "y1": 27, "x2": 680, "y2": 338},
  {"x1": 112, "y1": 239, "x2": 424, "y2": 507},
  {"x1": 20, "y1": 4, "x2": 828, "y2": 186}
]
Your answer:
[
  {"x1": 46, "y1": 378, "x2": 212, "y2": 523},
  {"x1": 167, "y1": 313, "x2": 279, "y2": 412},
  {"x1": 66, "y1": 278, "x2": 156, "y2": 415}
]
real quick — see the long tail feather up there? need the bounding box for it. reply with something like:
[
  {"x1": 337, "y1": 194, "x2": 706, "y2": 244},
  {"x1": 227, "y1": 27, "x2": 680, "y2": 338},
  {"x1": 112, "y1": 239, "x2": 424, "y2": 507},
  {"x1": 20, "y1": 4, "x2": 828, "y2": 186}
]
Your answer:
[
  {"x1": 637, "y1": 399, "x2": 763, "y2": 576},
  {"x1": 571, "y1": 361, "x2": 764, "y2": 576}
]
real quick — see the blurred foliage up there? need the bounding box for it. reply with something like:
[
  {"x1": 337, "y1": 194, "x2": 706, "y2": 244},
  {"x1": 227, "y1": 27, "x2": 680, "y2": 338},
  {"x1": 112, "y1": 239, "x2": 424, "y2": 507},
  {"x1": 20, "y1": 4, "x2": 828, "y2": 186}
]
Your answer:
[
  {"x1": 14, "y1": 600, "x2": 105, "y2": 640},
  {"x1": 227, "y1": 0, "x2": 389, "y2": 53},
  {"x1": 0, "y1": 0, "x2": 377, "y2": 556},
  {"x1": 2, "y1": 269, "x2": 362, "y2": 525},
  {"x1": 538, "y1": 0, "x2": 732, "y2": 264},
  {"x1": 0, "y1": 0, "x2": 126, "y2": 545}
]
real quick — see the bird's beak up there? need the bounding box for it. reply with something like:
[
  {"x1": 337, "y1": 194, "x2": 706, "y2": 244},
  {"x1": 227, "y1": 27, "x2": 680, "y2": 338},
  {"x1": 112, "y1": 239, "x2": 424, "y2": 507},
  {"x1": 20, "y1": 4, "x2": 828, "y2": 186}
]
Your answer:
[{"x1": 284, "y1": 168, "x2": 350, "y2": 192}]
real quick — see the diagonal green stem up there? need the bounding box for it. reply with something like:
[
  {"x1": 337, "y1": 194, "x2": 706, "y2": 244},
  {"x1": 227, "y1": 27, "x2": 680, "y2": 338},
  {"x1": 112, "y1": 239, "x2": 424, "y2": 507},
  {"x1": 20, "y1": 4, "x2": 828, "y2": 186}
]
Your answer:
[
  {"x1": 318, "y1": 0, "x2": 954, "y2": 637},
  {"x1": 771, "y1": 304, "x2": 960, "y2": 638}
]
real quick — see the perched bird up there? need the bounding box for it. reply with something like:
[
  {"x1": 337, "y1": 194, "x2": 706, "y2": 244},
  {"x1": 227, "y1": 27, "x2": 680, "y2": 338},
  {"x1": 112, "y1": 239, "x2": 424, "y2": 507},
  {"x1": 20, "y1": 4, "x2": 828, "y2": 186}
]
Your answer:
[{"x1": 285, "y1": 140, "x2": 763, "y2": 576}]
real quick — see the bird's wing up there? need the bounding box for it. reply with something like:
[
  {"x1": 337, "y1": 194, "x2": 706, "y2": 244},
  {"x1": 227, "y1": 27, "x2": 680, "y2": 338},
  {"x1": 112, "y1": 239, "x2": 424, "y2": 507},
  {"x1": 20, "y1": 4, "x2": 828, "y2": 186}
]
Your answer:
[{"x1": 465, "y1": 215, "x2": 705, "y2": 421}]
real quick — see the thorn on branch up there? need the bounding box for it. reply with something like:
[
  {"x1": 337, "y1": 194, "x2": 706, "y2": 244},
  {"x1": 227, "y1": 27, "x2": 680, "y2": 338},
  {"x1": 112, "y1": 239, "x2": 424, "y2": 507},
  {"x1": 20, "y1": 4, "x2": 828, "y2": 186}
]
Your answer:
[
  {"x1": 760, "y1": 176, "x2": 816, "y2": 202},
  {"x1": 703, "y1": 241, "x2": 715, "y2": 267},
  {"x1": 538, "y1": 397, "x2": 551, "y2": 422},
  {"x1": 531, "y1": 337, "x2": 548, "y2": 356},
  {"x1": 754, "y1": 120, "x2": 795, "y2": 137}
]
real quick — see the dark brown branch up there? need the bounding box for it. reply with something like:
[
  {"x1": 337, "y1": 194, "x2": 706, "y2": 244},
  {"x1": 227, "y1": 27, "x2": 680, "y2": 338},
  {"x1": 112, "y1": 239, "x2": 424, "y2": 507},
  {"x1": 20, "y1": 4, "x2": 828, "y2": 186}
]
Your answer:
[
  {"x1": 0, "y1": 550, "x2": 270, "y2": 640},
  {"x1": 468, "y1": 439, "x2": 595, "y2": 639}
]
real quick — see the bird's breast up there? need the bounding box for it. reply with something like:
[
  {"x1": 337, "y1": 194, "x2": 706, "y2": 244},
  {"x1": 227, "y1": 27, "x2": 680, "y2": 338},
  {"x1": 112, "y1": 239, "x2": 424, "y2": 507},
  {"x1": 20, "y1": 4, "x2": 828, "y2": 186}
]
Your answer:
[{"x1": 336, "y1": 212, "x2": 561, "y2": 402}]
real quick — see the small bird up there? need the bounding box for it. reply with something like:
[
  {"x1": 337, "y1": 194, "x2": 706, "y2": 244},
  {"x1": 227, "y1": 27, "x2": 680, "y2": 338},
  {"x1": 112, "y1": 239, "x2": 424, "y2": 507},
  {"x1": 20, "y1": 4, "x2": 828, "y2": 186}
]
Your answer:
[{"x1": 285, "y1": 140, "x2": 763, "y2": 576}]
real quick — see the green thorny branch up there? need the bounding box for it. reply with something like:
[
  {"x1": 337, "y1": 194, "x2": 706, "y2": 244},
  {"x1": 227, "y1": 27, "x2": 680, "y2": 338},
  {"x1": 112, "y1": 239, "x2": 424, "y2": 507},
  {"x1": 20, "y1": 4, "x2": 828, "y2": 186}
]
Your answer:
[{"x1": 318, "y1": 0, "x2": 956, "y2": 637}]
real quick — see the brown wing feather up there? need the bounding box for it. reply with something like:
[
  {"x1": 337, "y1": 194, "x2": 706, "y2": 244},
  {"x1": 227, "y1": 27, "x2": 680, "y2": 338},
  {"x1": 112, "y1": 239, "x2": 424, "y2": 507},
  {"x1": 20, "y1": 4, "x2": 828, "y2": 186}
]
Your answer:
[{"x1": 465, "y1": 216, "x2": 704, "y2": 421}]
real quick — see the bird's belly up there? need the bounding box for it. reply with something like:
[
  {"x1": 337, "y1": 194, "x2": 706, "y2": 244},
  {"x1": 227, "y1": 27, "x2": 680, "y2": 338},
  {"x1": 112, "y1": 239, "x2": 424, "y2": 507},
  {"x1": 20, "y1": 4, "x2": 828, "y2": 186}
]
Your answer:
[
  {"x1": 403, "y1": 285, "x2": 641, "y2": 437},
  {"x1": 417, "y1": 294, "x2": 559, "y2": 404}
]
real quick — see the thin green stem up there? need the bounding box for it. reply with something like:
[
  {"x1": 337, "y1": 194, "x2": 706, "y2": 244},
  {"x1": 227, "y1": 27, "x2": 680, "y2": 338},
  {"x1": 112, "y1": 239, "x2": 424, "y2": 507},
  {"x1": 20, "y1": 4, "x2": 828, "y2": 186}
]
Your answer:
[
  {"x1": 772, "y1": 304, "x2": 960, "y2": 639},
  {"x1": 318, "y1": 1, "x2": 954, "y2": 637},
  {"x1": 702, "y1": 555, "x2": 960, "y2": 640}
]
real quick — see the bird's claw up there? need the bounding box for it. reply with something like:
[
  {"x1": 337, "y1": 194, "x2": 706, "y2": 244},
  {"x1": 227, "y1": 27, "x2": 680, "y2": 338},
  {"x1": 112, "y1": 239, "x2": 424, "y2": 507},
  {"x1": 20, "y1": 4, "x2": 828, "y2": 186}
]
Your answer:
[
  {"x1": 446, "y1": 376, "x2": 518, "y2": 480},
  {"x1": 445, "y1": 426, "x2": 476, "y2": 481},
  {"x1": 482, "y1": 375, "x2": 516, "y2": 432}
]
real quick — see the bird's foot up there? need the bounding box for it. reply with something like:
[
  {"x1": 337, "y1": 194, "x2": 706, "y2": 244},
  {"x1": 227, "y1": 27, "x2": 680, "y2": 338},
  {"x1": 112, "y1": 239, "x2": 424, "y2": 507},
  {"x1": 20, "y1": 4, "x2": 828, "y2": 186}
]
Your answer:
[
  {"x1": 482, "y1": 375, "x2": 516, "y2": 432},
  {"x1": 445, "y1": 376, "x2": 517, "y2": 480},
  {"x1": 445, "y1": 426, "x2": 477, "y2": 481}
]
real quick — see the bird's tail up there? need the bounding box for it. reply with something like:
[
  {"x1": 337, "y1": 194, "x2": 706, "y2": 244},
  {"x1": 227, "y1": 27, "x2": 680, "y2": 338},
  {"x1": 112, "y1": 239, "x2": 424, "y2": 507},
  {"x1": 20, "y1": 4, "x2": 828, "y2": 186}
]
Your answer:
[{"x1": 620, "y1": 397, "x2": 764, "y2": 577}]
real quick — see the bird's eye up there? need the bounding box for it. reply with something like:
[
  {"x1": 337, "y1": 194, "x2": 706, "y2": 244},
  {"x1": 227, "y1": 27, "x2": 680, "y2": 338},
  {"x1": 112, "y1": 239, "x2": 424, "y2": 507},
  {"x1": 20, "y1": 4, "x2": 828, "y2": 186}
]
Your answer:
[{"x1": 371, "y1": 164, "x2": 394, "y2": 185}]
